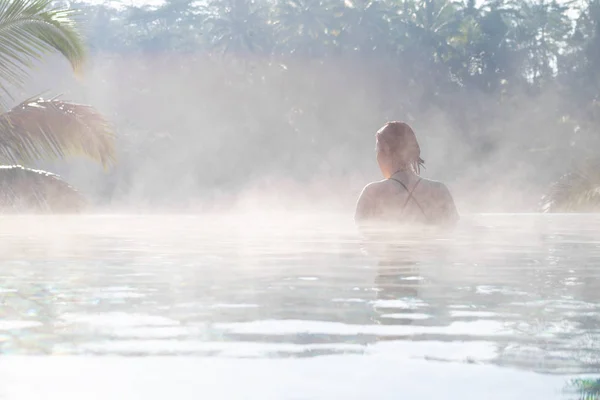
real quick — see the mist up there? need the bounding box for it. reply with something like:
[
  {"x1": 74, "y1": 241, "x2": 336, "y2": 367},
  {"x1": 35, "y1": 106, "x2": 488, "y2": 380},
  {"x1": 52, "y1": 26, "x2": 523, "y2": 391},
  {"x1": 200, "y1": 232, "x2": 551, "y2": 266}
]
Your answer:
[{"x1": 16, "y1": 0, "x2": 600, "y2": 215}]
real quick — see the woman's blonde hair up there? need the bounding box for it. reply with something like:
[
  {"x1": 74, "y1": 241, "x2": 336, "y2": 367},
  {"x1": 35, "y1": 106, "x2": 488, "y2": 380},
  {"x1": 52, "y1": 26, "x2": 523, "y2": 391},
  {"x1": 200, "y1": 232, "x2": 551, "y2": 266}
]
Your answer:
[{"x1": 376, "y1": 121, "x2": 425, "y2": 174}]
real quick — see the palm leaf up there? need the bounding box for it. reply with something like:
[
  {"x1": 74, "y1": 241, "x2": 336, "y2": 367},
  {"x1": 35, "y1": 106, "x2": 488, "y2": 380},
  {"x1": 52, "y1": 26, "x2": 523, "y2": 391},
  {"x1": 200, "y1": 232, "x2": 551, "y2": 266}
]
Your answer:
[
  {"x1": 565, "y1": 378, "x2": 600, "y2": 400},
  {"x1": 0, "y1": 96, "x2": 116, "y2": 167},
  {"x1": 0, "y1": 164, "x2": 86, "y2": 213},
  {"x1": 541, "y1": 159, "x2": 600, "y2": 213},
  {"x1": 0, "y1": 0, "x2": 86, "y2": 106}
]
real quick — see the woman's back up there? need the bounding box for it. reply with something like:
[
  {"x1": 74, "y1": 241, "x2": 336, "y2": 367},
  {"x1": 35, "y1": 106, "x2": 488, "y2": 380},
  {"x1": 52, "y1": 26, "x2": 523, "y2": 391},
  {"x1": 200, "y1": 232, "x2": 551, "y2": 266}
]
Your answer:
[
  {"x1": 355, "y1": 170, "x2": 458, "y2": 227},
  {"x1": 354, "y1": 121, "x2": 459, "y2": 229}
]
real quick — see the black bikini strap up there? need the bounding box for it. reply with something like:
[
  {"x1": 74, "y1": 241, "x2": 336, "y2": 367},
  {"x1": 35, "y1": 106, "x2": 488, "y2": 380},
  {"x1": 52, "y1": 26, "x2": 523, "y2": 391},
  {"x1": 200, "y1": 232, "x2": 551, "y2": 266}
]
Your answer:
[{"x1": 389, "y1": 177, "x2": 427, "y2": 217}]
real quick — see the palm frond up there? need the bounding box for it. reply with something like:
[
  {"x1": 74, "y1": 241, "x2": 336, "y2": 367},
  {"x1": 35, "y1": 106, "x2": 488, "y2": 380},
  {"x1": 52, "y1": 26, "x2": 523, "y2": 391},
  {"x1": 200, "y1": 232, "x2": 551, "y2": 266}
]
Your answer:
[
  {"x1": 0, "y1": 97, "x2": 116, "y2": 168},
  {"x1": 565, "y1": 378, "x2": 600, "y2": 400},
  {"x1": 541, "y1": 159, "x2": 600, "y2": 213},
  {"x1": 0, "y1": 164, "x2": 86, "y2": 213},
  {"x1": 0, "y1": 0, "x2": 86, "y2": 105}
]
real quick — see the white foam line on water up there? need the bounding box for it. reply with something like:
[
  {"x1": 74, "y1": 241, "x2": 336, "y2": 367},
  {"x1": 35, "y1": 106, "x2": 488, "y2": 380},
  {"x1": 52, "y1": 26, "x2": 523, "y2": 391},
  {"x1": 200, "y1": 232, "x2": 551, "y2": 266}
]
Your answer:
[
  {"x1": 0, "y1": 321, "x2": 43, "y2": 330},
  {"x1": 209, "y1": 304, "x2": 260, "y2": 309},
  {"x1": 379, "y1": 313, "x2": 431, "y2": 319},
  {"x1": 372, "y1": 299, "x2": 428, "y2": 309},
  {"x1": 331, "y1": 298, "x2": 366, "y2": 303},
  {"x1": 370, "y1": 340, "x2": 498, "y2": 361},
  {"x1": 60, "y1": 313, "x2": 179, "y2": 327},
  {"x1": 76, "y1": 340, "x2": 364, "y2": 355},
  {"x1": 213, "y1": 319, "x2": 509, "y2": 336},
  {"x1": 70, "y1": 339, "x2": 498, "y2": 362},
  {"x1": 0, "y1": 355, "x2": 572, "y2": 400},
  {"x1": 106, "y1": 326, "x2": 203, "y2": 339},
  {"x1": 450, "y1": 310, "x2": 510, "y2": 318}
]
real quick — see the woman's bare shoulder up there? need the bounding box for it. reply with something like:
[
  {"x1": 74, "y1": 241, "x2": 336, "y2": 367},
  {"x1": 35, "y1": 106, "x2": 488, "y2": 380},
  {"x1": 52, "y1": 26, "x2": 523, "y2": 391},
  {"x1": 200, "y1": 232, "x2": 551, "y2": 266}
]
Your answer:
[
  {"x1": 419, "y1": 177, "x2": 459, "y2": 222},
  {"x1": 360, "y1": 179, "x2": 392, "y2": 195},
  {"x1": 417, "y1": 177, "x2": 451, "y2": 191}
]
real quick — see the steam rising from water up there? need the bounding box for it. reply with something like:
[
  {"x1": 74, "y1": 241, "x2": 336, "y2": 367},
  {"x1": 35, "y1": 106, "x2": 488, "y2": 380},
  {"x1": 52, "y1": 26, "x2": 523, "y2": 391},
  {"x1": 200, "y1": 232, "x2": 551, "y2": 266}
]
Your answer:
[{"x1": 18, "y1": 53, "x2": 591, "y2": 215}]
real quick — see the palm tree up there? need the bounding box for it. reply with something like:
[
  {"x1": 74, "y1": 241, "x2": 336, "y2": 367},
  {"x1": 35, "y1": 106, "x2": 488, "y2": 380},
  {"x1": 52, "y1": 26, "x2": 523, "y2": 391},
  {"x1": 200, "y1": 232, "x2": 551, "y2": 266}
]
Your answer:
[
  {"x1": 0, "y1": 165, "x2": 86, "y2": 213},
  {"x1": 389, "y1": 0, "x2": 464, "y2": 97},
  {"x1": 337, "y1": 0, "x2": 393, "y2": 55},
  {"x1": 567, "y1": 378, "x2": 600, "y2": 399},
  {"x1": 0, "y1": 0, "x2": 115, "y2": 211},
  {"x1": 272, "y1": 0, "x2": 341, "y2": 57},
  {"x1": 203, "y1": 0, "x2": 272, "y2": 55},
  {"x1": 541, "y1": 158, "x2": 600, "y2": 212},
  {"x1": 515, "y1": 0, "x2": 573, "y2": 88}
]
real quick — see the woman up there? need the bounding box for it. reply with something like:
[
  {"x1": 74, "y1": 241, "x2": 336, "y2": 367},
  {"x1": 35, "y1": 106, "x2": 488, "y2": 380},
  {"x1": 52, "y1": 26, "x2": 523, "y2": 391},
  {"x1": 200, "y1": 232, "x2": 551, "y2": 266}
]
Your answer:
[{"x1": 355, "y1": 121, "x2": 459, "y2": 227}]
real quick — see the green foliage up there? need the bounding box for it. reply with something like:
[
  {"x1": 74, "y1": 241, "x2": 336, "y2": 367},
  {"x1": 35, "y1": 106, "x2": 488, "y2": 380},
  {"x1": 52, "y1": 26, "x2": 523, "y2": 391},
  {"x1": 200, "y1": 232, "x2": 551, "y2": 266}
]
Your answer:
[
  {"x1": 0, "y1": 0, "x2": 116, "y2": 168},
  {"x1": 0, "y1": 0, "x2": 86, "y2": 104},
  {"x1": 75, "y1": 0, "x2": 600, "y2": 111},
  {"x1": 0, "y1": 0, "x2": 118, "y2": 211},
  {"x1": 542, "y1": 159, "x2": 600, "y2": 213},
  {"x1": 566, "y1": 378, "x2": 600, "y2": 400},
  {"x1": 59, "y1": 0, "x2": 600, "y2": 209},
  {"x1": 0, "y1": 96, "x2": 115, "y2": 167},
  {"x1": 0, "y1": 165, "x2": 86, "y2": 212}
]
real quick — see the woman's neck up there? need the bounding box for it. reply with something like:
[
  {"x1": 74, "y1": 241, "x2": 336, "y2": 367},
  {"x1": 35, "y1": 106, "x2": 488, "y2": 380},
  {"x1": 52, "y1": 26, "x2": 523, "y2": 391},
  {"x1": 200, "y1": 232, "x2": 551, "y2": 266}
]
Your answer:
[{"x1": 390, "y1": 167, "x2": 416, "y2": 178}]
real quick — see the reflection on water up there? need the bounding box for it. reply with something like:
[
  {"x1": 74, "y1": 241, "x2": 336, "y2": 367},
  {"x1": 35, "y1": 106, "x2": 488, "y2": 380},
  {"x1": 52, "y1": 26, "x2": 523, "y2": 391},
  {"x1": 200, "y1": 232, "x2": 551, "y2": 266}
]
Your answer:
[{"x1": 0, "y1": 214, "x2": 600, "y2": 375}]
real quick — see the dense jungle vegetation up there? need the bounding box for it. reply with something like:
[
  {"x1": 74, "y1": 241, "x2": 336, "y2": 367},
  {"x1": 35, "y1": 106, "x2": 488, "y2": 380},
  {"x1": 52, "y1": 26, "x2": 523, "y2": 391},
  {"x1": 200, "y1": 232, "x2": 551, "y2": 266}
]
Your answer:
[{"x1": 18, "y1": 0, "x2": 600, "y2": 211}]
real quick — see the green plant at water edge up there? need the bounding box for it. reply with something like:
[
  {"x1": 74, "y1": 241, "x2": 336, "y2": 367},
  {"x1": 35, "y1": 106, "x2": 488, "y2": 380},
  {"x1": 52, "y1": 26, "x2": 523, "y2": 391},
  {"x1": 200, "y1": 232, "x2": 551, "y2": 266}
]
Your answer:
[
  {"x1": 0, "y1": 0, "x2": 115, "y2": 211},
  {"x1": 541, "y1": 159, "x2": 600, "y2": 213},
  {"x1": 566, "y1": 378, "x2": 600, "y2": 399},
  {"x1": 0, "y1": 165, "x2": 86, "y2": 212}
]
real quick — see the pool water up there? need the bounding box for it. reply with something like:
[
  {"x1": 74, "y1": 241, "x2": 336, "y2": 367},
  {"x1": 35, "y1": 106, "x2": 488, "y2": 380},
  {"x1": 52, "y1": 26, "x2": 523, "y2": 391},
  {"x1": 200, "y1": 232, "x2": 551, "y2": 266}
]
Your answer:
[{"x1": 0, "y1": 213, "x2": 598, "y2": 399}]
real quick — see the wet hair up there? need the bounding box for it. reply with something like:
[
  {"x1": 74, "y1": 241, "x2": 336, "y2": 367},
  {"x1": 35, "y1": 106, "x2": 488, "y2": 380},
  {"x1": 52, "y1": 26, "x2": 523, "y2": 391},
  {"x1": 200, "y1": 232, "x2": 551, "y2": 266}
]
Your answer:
[{"x1": 376, "y1": 121, "x2": 425, "y2": 174}]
